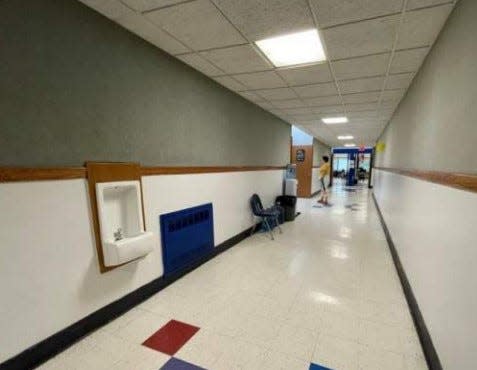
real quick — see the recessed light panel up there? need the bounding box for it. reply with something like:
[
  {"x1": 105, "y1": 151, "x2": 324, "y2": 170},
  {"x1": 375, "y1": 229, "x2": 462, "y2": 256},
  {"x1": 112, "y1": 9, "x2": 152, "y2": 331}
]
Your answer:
[
  {"x1": 338, "y1": 135, "x2": 354, "y2": 140},
  {"x1": 255, "y1": 29, "x2": 326, "y2": 68},
  {"x1": 344, "y1": 143, "x2": 356, "y2": 147},
  {"x1": 322, "y1": 117, "x2": 348, "y2": 124}
]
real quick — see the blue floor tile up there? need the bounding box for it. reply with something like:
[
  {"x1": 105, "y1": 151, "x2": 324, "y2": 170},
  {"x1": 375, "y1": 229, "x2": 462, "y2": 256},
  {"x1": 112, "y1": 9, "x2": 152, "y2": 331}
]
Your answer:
[
  {"x1": 309, "y1": 363, "x2": 334, "y2": 370},
  {"x1": 161, "y1": 357, "x2": 207, "y2": 370}
]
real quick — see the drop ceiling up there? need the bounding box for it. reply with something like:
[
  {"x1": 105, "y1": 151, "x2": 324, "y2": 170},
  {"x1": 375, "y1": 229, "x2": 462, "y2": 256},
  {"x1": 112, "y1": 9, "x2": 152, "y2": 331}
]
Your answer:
[{"x1": 79, "y1": 0, "x2": 456, "y2": 147}]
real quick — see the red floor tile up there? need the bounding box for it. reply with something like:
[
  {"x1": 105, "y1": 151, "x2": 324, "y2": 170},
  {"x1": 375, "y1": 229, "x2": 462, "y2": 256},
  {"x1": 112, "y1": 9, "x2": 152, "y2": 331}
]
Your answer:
[{"x1": 142, "y1": 319, "x2": 200, "y2": 355}]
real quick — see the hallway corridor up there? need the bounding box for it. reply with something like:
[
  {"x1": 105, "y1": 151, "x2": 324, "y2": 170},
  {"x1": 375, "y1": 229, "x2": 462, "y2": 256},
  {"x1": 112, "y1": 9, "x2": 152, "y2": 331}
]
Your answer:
[{"x1": 38, "y1": 186, "x2": 425, "y2": 370}]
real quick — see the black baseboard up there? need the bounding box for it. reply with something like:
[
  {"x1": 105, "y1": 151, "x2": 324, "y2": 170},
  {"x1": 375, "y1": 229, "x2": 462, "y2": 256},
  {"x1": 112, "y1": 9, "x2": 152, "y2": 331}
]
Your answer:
[
  {"x1": 0, "y1": 223, "x2": 260, "y2": 370},
  {"x1": 372, "y1": 194, "x2": 442, "y2": 370}
]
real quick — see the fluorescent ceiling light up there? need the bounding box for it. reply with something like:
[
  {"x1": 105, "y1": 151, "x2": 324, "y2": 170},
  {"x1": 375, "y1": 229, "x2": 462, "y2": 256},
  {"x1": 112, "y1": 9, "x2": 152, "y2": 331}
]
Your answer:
[
  {"x1": 322, "y1": 116, "x2": 348, "y2": 124},
  {"x1": 255, "y1": 29, "x2": 326, "y2": 68},
  {"x1": 337, "y1": 135, "x2": 354, "y2": 140},
  {"x1": 344, "y1": 143, "x2": 356, "y2": 147}
]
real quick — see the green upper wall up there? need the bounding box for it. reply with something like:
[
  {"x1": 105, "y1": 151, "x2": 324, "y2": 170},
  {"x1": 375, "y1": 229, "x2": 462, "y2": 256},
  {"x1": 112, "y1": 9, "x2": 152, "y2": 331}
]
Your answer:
[
  {"x1": 0, "y1": 0, "x2": 290, "y2": 167},
  {"x1": 375, "y1": 0, "x2": 477, "y2": 173}
]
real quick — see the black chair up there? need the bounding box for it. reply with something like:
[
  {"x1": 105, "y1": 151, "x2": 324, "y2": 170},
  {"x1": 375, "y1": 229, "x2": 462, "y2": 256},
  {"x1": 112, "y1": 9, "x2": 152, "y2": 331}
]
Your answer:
[{"x1": 250, "y1": 193, "x2": 282, "y2": 240}]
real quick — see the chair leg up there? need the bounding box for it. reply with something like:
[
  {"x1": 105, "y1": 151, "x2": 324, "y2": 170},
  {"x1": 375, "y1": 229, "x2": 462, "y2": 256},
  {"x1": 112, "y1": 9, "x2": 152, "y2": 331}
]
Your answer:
[
  {"x1": 276, "y1": 216, "x2": 282, "y2": 234},
  {"x1": 263, "y1": 218, "x2": 274, "y2": 240}
]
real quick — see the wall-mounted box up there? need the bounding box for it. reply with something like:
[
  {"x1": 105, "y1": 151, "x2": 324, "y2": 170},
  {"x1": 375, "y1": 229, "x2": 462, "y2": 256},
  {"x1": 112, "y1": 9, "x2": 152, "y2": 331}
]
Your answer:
[
  {"x1": 86, "y1": 162, "x2": 154, "y2": 273},
  {"x1": 96, "y1": 181, "x2": 154, "y2": 267}
]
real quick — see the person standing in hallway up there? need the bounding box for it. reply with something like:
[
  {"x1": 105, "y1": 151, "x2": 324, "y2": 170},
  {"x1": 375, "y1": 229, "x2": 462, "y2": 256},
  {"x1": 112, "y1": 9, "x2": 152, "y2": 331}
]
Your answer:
[{"x1": 317, "y1": 155, "x2": 331, "y2": 205}]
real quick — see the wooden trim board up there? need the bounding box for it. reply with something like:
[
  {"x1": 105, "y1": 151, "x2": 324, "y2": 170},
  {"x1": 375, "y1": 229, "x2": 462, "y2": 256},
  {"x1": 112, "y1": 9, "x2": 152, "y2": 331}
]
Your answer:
[
  {"x1": 375, "y1": 167, "x2": 477, "y2": 193},
  {"x1": 0, "y1": 165, "x2": 285, "y2": 182},
  {"x1": 140, "y1": 165, "x2": 285, "y2": 176},
  {"x1": 1, "y1": 164, "x2": 475, "y2": 193},
  {"x1": 0, "y1": 167, "x2": 87, "y2": 182}
]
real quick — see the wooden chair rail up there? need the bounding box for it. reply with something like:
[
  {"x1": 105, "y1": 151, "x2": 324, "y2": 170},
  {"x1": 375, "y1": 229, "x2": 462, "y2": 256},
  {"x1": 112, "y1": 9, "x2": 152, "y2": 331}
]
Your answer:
[{"x1": 375, "y1": 167, "x2": 477, "y2": 193}]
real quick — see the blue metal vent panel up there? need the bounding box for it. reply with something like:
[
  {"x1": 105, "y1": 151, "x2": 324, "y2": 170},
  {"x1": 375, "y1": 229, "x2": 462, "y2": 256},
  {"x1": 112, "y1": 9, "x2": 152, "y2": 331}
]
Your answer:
[{"x1": 160, "y1": 203, "x2": 214, "y2": 276}]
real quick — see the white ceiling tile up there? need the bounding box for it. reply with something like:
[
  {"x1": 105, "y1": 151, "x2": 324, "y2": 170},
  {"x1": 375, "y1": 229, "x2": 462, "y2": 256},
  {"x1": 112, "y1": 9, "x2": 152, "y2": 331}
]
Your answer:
[
  {"x1": 379, "y1": 100, "x2": 400, "y2": 110},
  {"x1": 332, "y1": 53, "x2": 390, "y2": 80},
  {"x1": 385, "y1": 73, "x2": 414, "y2": 89},
  {"x1": 146, "y1": 0, "x2": 246, "y2": 50},
  {"x1": 347, "y1": 130, "x2": 378, "y2": 136},
  {"x1": 200, "y1": 44, "x2": 271, "y2": 74},
  {"x1": 349, "y1": 125, "x2": 384, "y2": 132},
  {"x1": 281, "y1": 107, "x2": 314, "y2": 115},
  {"x1": 116, "y1": 12, "x2": 190, "y2": 54},
  {"x1": 377, "y1": 114, "x2": 394, "y2": 121},
  {"x1": 213, "y1": 76, "x2": 247, "y2": 91},
  {"x1": 255, "y1": 87, "x2": 298, "y2": 100},
  {"x1": 122, "y1": 0, "x2": 187, "y2": 12},
  {"x1": 232, "y1": 71, "x2": 287, "y2": 89},
  {"x1": 299, "y1": 123, "x2": 321, "y2": 129},
  {"x1": 390, "y1": 47, "x2": 430, "y2": 73},
  {"x1": 378, "y1": 107, "x2": 396, "y2": 116},
  {"x1": 272, "y1": 99, "x2": 307, "y2": 108},
  {"x1": 311, "y1": 105, "x2": 345, "y2": 114},
  {"x1": 378, "y1": 116, "x2": 393, "y2": 124},
  {"x1": 295, "y1": 119, "x2": 319, "y2": 125},
  {"x1": 268, "y1": 109, "x2": 286, "y2": 118},
  {"x1": 338, "y1": 76, "x2": 384, "y2": 94},
  {"x1": 277, "y1": 63, "x2": 333, "y2": 86},
  {"x1": 79, "y1": 0, "x2": 133, "y2": 20},
  {"x1": 347, "y1": 110, "x2": 378, "y2": 118},
  {"x1": 268, "y1": 110, "x2": 289, "y2": 120},
  {"x1": 304, "y1": 95, "x2": 342, "y2": 107},
  {"x1": 239, "y1": 91, "x2": 266, "y2": 102},
  {"x1": 213, "y1": 0, "x2": 314, "y2": 41},
  {"x1": 287, "y1": 113, "x2": 317, "y2": 120},
  {"x1": 255, "y1": 101, "x2": 276, "y2": 110},
  {"x1": 177, "y1": 53, "x2": 224, "y2": 76},
  {"x1": 310, "y1": 0, "x2": 403, "y2": 28},
  {"x1": 381, "y1": 89, "x2": 405, "y2": 101},
  {"x1": 397, "y1": 4, "x2": 453, "y2": 49},
  {"x1": 342, "y1": 91, "x2": 381, "y2": 104},
  {"x1": 345, "y1": 102, "x2": 379, "y2": 112},
  {"x1": 293, "y1": 82, "x2": 338, "y2": 98},
  {"x1": 322, "y1": 14, "x2": 399, "y2": 60},
  {"x1": 347, "y1": 117, "x2": 383, "y2": 125},
  {"x1": 406, "y1": 0, "x2": 453, "y2": 11}
]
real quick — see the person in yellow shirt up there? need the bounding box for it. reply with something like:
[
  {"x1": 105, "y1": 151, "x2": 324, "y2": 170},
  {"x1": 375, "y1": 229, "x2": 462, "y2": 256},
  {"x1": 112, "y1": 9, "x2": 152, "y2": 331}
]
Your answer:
[{"x1": 318, "y1": 155, "x2": 331, "y2": 205}]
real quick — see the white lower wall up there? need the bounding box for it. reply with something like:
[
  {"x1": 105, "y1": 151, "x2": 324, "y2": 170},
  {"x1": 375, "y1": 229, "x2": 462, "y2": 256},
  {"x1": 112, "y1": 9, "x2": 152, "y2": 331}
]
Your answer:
[
  {"x1": 311, "y1": 169, "x2": 329, "y2": 196},
  {"x1": 373, "y1": 169, "x2": 477, "y2": 370},
  {"x1": 0, "y1": 170, "x2": 283, "y2": 362},
  {"x1": 142, "y1": 171, "x2": 282, "y2": 246},
  {"x1": 311, "y1": 168, "x2": 320, "y2": 195}
]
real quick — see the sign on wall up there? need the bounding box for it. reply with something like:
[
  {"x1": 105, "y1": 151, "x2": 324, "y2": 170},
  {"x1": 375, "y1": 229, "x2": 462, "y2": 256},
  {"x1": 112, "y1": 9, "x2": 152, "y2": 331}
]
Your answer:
[{"x1": 296, "y1": 149, "x2": 305, "y2": 162}]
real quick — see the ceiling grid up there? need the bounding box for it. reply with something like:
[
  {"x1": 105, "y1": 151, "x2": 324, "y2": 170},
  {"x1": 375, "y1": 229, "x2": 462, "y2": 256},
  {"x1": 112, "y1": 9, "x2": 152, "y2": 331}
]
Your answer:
[{"x1": 80, "y1": 0, "x2": 456, "y2": 146}]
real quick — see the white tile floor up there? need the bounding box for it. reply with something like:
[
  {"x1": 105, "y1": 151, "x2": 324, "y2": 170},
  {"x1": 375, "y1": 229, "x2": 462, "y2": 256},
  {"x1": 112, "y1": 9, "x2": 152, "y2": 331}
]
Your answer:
[{"x1": 38, "y1": 184, "x2": 427, "y2": 370}]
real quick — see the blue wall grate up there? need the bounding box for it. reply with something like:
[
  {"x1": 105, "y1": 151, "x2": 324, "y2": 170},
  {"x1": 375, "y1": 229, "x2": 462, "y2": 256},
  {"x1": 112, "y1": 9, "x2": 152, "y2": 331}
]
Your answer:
[{"x1": 160, "y1": 203, "x2": 214, "y2": 276}]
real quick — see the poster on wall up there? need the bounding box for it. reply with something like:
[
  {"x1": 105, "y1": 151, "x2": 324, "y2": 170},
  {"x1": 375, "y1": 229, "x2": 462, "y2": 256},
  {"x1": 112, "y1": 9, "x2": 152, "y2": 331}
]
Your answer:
[{"x1": 296, "y1": 149, "x2": 305, "y2": 162}]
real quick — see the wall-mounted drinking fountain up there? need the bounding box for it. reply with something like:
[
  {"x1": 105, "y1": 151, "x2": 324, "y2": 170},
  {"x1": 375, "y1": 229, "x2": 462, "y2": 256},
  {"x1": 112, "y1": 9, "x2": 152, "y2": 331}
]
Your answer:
[
  {"x1": 95, "y1": 180, "x2": 154, "y2": 267},
  {"x1": 86, "y1": 162, "x2": 154, "y2": 273}
]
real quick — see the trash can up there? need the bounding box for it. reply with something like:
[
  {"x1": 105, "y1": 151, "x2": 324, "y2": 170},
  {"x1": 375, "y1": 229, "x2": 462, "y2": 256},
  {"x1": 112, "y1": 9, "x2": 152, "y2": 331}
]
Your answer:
[{"x1": 275, "y1": 195, "x2": 297, "y2": 222}]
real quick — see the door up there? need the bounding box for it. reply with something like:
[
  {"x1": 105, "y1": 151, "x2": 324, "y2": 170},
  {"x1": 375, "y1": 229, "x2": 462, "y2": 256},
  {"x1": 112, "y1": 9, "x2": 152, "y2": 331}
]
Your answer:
[{"x1": 291, "y1": 145, "x2": 313, "y2": 197}]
